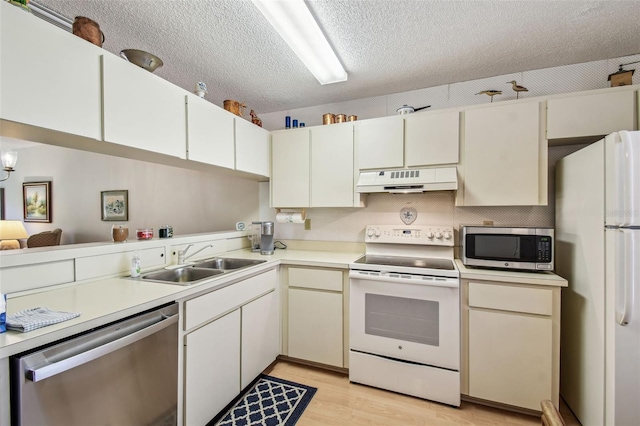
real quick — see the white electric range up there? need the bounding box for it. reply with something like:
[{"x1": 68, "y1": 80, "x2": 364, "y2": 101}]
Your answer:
[{"x1": 349, "y1": 224, "x2": 460, "y2": 407}]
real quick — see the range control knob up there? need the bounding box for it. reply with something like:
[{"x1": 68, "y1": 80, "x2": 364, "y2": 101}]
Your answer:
[
  {"x1": 435, "y1": 231, "x2": 443, "y2": 239},
  {"x1": 375, "y1": 229, "x2": 381, "y2": 237},
  {"x1": 367, "y1": 228, "x2": 375, "y2": 237},
  {"x1": 443, "y1": 231, "x2": 452, "y2": 240},
  {"x1": 426, "y1": 231, "x2": 434, "y2": 239}
]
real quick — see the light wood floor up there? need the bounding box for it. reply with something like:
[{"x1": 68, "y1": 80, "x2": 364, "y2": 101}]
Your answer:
[{"x1": 266, "y1": 361, "x2": 581, "y2": 426}]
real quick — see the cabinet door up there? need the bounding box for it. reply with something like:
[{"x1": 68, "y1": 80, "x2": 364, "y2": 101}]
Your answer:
[
  {"x1": 468, "y1": 309, "x2": 552, "y2": 410},
  {"x1": 0, "y1": 2, "x2": 101, "y2": 139},
  {"x1": 102, "y1": 53, "x2": 186, "y2": 158},
  {"x1": 186, "y1": 94, "x2": 234, "y2": 169},
  {"x1": 547, "y1": 90, "x2": 635, "y2": 140},
  {"x1": 356, "y1": 116, "x2": 404, "y2": 169},
  {"x1": 405, "y1": 110, "x2": 459, "y2": 166},
  {"x1": 288, "y1": 288, "x2": 343, "y2": 367},
  {"x1": 236, "y1": 118, "x2": 270, "y2": 177},
  {"x1": 184, "y1": 309, "x2": 240, "y2": 426},
  {"x1": 462, "y1": 101, "x2": 545, "y2": 206},
  {"x1": 271, "y1": 129, "x2": 310, "y2": 207},
  {"x1": 241, "y1": 291, "x2": 279, "y2": 388},
  {"x1": 311, "y1": 123, "x2": 355, "y2": 207}
]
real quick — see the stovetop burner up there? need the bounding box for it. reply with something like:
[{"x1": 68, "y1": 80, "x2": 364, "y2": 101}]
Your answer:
[{"x1": 353, "y1": 255, "x2": 455, "y2": 271}]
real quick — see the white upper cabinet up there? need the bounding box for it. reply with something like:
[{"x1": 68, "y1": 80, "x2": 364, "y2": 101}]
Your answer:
[
  {"x1": 0, "y1": 2, "x2": 101, "y2": 139},
  {"x1": 186, "y1": 94, "x2": 235, "y2": 169},
  {"x1": 355, "y1": 111, "x2": 460, "y2": 170},
  {"x1": 102, "y1": 53, "x2": 186, "y2": 158},
  {"x1": 459, "y1": 101, "x2": 547, "y2": 206},
  {"x1": 271, "y1": 128, "x2": 310, "y2": 207},
  {"x1": 405, "y1": 110, "x2": 459, "y2": 167},
  {"x1": 547, "y1": 89, "x2": 635, "y2": 141},
  {"x1": 236, "y1": 118, "x2": 270, "y2": 177},
  {"x1": 311, "y1": 123, "x2": 355, "y2": 207},
  {"x1": 356, "y1": 116, "x2": 404, "y2": 169}
]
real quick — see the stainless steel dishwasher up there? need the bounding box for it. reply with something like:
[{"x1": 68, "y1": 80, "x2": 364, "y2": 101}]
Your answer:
[{"x1": 10, "y1": 303, "x2": 179, "y2": 426}]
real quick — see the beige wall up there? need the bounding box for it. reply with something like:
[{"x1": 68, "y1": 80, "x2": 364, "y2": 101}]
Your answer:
[{"x1": 0, "y1": 145, "x2": 260, "y2": 245}]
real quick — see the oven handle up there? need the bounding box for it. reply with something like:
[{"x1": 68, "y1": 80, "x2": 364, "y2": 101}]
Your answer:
[{"x1": 349, "y1": 270, "x2": 459, "y2": 288}]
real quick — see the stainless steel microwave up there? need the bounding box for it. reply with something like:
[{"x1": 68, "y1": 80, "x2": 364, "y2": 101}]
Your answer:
[{"x1": 461, "y1": 226, "x2": 554, "y2": 271}]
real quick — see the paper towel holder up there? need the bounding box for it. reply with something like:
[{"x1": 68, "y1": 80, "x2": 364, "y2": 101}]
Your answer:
[{"x1": 276, "y1": 208, "x2": 306, "y2": 220}]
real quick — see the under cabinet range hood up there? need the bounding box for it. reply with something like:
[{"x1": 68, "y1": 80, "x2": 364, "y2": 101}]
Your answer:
[{"x1": 356, "y1": 167, "x2": 457, "y2": 193}]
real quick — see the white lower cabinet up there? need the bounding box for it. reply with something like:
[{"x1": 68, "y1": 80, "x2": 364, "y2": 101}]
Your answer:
[
  {"x1": 184, "y1": 309, "x2": 240, "y2": 426},
  {"x1": 183, "y1": 269, "x2": 278, "y2": 425},
  {"x1": 464, "y1": 279, "x2": 560, "y2": 411},
  {"x1": 286, "y1": 267, "x2": 344, "y2": 367},
  {"x1": 468, "y1": 309, "x2": 552, "y2": 410},
  {"x1": 241, "y1": 291, "x2": 280, "y2": 389}
]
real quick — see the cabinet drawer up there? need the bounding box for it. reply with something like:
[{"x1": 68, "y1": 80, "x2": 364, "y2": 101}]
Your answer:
[
  {"x1": 468, "y1": 282, "x2": 552, "y2": 316},
  {"x1": 288, "y1": 267, "x2": 342, "y2": 291},
  {"x1": 184, "y1": 269, "x2": 276, "y2": 330}
]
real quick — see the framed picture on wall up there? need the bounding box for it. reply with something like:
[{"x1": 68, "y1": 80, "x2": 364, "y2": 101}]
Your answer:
[
  {"x1": 101, "y1": 190, "x2": 128, "y2": 221},
  {"x1": 23, "y1": 181, "x2": 52, "y2": 223}
]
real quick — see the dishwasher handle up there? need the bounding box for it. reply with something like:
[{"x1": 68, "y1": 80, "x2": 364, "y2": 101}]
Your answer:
[{"x1": 27, "y1": 307, "x2": 178, "y2": 382}]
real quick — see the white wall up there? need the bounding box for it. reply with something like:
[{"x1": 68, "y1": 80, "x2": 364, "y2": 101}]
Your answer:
[
  {"x1": 0, "y1": 145, "x2": 260, "y2": 245},
  {"x1": 260, "y1": 53, "x2": 640, "y2": 131}
]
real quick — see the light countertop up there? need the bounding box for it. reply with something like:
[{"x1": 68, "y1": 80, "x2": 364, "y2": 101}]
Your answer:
[
  {"x1": 0, "y1": 248, "x2": 361, "y2": 358},
  {"x1": 2, "y1": 251, "x2": 569, "y2": 358},
  {"x1": 455, "y1": 259, "x2": 568, "y2": 287}
]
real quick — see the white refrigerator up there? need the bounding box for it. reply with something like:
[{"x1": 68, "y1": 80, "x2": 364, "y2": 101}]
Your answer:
[{"x1": 556, "y1": 130, "x2": 640, "y2": 426}]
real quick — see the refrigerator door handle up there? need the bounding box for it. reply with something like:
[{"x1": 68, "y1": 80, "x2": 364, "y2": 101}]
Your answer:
[
  {"x1": 617, "y1": 229, "x2": 636, "y2": 326},
  {"x1": 619, "y1": 131, "x2": 638, "y2": 227}
]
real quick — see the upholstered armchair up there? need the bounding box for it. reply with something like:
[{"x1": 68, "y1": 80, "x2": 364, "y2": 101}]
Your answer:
[{"x1": 26, "y1": 228, "x2": 62, "y2": 248}]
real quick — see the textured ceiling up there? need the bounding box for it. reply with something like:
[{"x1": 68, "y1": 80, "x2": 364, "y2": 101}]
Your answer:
[{"x1": 37, "y1": 0, "x2": 640, "y2": 114}]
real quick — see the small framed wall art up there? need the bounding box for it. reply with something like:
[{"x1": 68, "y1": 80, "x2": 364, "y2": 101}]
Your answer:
[
  {"x1": 101, "y1": 190, "x2": 128, "y2": 221},
  {"x1": 23, "y1": 181, "x2": 52, "y2": 223}
]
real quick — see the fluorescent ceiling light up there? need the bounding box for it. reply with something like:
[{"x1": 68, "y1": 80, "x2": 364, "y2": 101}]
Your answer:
[{"x1": 253, "y1": 0, "x2": 347, "y2": 85}]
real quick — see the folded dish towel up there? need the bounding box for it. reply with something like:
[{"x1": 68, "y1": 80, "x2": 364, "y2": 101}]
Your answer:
[{"x1": 7, "y1": 307, "x2": 81, "y2": 332}]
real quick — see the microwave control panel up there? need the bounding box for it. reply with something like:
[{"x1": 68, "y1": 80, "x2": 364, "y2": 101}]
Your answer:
[{"x1": 537, "y1": 236, "x2": 552, "y2": 262}]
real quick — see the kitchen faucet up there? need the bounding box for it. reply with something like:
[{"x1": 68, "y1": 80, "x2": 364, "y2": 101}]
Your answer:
[{"x1": 177, "y1": 244, "x2": 213, "y2": 264}]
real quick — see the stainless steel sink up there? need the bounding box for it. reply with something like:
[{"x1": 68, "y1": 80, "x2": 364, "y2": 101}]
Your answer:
[
  {"x1": 141, "y1": 267, "x2": 223, "y2": 285},
  {"x1": 192, "y1": 257, "x2": 266, "y2": 270}
]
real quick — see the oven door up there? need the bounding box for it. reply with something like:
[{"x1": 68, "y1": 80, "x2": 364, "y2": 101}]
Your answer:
[{"x1": 349, "y1": 271, "x2": 460, "y2": 371}]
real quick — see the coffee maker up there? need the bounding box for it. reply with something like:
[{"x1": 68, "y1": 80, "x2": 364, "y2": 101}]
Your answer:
[{"x1": 260, "y1": 221, "x2": 274, "y2": 255}]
